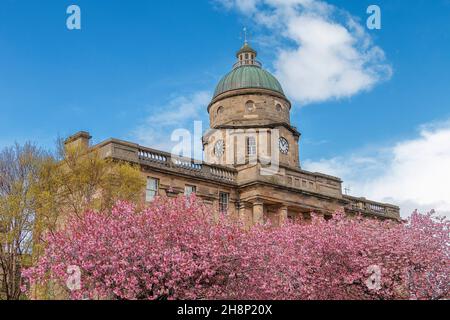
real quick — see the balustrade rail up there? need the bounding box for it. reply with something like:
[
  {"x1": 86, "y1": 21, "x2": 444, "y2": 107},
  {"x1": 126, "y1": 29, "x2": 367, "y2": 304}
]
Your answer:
[
  {"x1": 233, "y1": 59, "x2": 262, "y2": 69},
  {"x1": 138, "y1": 147, "x2": 236, "y2": 183},
  {"x1": 345, "y1": 195, "x2": 400, "y2": 218}
]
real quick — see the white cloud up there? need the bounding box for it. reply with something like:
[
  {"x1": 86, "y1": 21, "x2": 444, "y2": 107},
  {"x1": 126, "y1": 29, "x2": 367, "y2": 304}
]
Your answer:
[
  {"x1": 143, "y1": 91, "x2": 210, "y2": 127},
  {"x1": 304, "y1": 120, "x2": 450, "y2": 218},
  {"x1": 131, "y1": 91, "x2": 211, "y2": 152},
  {"x1": 215, "y1": 0, "x2": 392, "y2": 105}
]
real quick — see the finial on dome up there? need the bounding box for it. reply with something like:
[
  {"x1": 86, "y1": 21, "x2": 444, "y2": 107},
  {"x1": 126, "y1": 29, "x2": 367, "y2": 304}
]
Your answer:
[
  {"x1": 235, "y1": 28, "x2": 259, "y2": 69},
  {"x1": 237, "y1": 27, "x2": 256, "y2": 56},
  {"x1": 243, "y1": 27, "x2": 248, "y2": 45}
]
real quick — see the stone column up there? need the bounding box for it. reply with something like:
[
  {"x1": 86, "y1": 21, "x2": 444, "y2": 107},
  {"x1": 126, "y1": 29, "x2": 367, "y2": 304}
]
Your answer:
[
  {"x1": 253, "y1": 201, "x2": 264, "y2": 225},
  {"x1": 278, "y1": 206, "x2": 288, "y2": 226},
  {"x1": 238, "y1": 203, "x2": 250, "y2": 229}
]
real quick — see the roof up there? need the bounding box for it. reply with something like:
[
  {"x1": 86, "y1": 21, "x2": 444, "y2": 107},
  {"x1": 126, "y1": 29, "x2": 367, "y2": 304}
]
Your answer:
[
  {"x1": 213, "y1": 65, "x2": 285, "y2": 98},
  {"x1": 236, "y1": 43, "x2": 257, "y2": 57}
]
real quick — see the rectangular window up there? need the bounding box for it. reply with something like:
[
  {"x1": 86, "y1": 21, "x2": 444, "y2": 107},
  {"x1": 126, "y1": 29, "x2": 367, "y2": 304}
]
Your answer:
[
  {"x1": 247, "y1": 137, "x2": 257, "y2": 156},
  {"x1": 184, "y1": 185, "x2": 196, "y2": 196},
  {"x1": 146, "y1": 177, "x2": 159, "y2": 202},
  {"x1": 219, "y1": 192, "x2": 230, "y2": 214}
]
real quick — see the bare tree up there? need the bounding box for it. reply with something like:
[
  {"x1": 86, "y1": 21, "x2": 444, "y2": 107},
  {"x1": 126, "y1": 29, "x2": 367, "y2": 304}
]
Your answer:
[{"x1": 0, "y1": 143, "x2": 47, "y2": 300}]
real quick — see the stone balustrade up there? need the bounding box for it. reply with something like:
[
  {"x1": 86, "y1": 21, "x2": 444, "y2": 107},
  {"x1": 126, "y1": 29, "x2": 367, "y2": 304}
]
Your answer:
[
  {"x1": 344, "y1": 195, "x2": 400, "y2": 219},
  {"x1": 95, "y1": 139, "x2": 238, "y2": 185},
  {"x1": 138, "y1": 149, "x2": 168, "y2": 165},
  {"x1": 138, "y1": 147, "x2": 237, "y2": 183}
]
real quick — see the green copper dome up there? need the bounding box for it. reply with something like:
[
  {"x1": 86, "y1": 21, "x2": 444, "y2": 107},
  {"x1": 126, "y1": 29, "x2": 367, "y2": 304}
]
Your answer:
[
  {"x1": 213, "y1": 65, "x2": 285, "y2": 98},
  {"x1": 213, "y1": 43, "x2": 285, "y2": 99}
]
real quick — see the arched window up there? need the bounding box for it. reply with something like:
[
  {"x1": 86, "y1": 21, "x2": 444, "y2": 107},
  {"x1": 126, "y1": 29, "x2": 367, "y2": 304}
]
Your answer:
[
  {"x1": 276, "y1": 104, "x2": 283, "y2": 112},
  {"x1": 217, "y1": 106, "x2": 224, "y2": 115},
  {"x1": 247, "y1": 136, "x2": 257, "y2": 156}
]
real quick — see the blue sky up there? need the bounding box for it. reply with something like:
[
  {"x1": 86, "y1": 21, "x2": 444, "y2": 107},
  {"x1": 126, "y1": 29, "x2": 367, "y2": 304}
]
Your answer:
[{"x1": 1, "y1": 0, "x2": 450, "y2": 216}]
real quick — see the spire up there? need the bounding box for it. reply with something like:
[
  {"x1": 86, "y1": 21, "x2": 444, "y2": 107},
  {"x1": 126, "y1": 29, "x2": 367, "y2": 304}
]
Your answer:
[{"x1": 243, "y1": 27, "x2": 248, "y2": 45}]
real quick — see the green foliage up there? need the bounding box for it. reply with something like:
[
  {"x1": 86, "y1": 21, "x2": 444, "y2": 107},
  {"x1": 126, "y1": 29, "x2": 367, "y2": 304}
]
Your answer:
[
  {"x1": 0, "y1": 143, "x2": 48, "y2": 300},
  {"x1": 1, "y1": 140, "x2": 146, "y2": 300}
]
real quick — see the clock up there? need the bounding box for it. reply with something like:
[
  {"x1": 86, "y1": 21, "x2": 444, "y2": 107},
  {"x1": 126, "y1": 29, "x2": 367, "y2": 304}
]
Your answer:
[
  {"x1": 279, "y1": 137, "x2": 289, "y2": 155},
  {"x1": 214, "y1": 140, "x2": 225, "y2": 158}
]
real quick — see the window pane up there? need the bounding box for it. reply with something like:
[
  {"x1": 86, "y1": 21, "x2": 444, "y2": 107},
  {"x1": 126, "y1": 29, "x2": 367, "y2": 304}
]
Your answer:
[
  {"x1": 185, "y1": 185, "x2": 196, "y2": 196},
  {"x1": 146, "y1": 190, "x2": 156, "y2": 202},
  {"x1": 146, "y1": 178, "x2": 158, "y2": 202},
  {"x1": 247, "y1": 137, "x2": 256, "y2": 156},
  {"x1": 152, "y1": 180, "x2": 158, "y2": 190},
  {"x1": 219, "y1": 192, "x2": 229, "y2": 214}
]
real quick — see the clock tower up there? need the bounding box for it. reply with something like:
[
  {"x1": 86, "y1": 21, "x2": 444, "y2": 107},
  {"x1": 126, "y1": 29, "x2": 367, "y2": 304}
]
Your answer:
[{"x1": 203, "y1": 41, "x2": 301, "y2": 171}]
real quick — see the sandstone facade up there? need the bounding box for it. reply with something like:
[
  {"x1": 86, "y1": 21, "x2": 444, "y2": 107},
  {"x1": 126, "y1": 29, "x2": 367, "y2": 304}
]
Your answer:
[{"x1": 65, "y1": 42, "x2": 400, "y2": 227}]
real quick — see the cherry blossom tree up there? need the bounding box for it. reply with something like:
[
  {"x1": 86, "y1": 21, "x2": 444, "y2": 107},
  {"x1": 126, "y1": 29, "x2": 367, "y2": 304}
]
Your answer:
[{"x1": 22, "y1": 196, "x2": 449, "y2": 300}]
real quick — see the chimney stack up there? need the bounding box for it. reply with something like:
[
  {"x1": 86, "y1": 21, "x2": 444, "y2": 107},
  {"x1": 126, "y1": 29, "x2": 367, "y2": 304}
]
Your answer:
[{"x1": 64, "y1": 131, "x2": 92, "y2": 151}]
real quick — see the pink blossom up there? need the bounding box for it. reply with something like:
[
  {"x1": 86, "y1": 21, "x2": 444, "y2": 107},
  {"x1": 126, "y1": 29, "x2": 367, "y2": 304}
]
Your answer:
[{"x1": 23, "y1": 196, "x2": 449, "y2": 300}]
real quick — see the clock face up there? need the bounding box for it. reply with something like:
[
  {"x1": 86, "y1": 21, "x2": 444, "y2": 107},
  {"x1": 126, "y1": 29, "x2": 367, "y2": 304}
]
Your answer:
[
  {"x1": 214, "y1": 140, "x2": 225, "y2": 158},
  {"x1": 279, "y1": 137, "x2": 289, "y2": 155}
]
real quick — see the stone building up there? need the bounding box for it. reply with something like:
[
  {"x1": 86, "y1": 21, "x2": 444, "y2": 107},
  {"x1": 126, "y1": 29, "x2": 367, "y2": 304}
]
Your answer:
[{"x1": 65, "y1": 42, "x2": 400, "y2": 227}]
